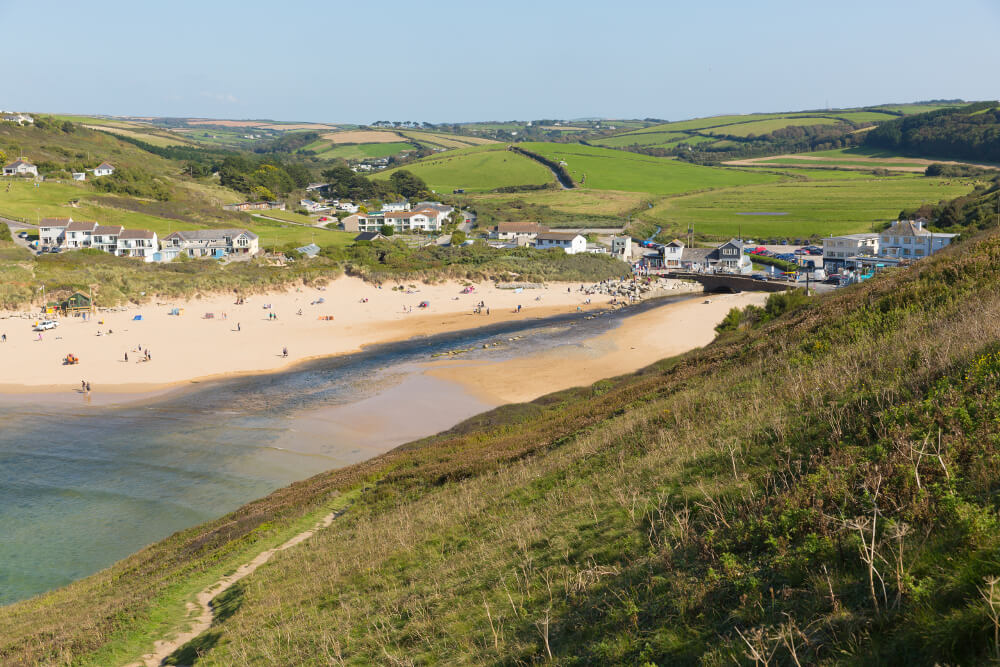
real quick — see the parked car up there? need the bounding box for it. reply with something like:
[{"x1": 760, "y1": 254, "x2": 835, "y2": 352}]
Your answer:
[
  {"x1": 17, "y1": 231, "x2": 28, "y2": 239},
  {"x1": 33, "y1": 320, "x2": 59, "y2": 331},
  {"x1": 49, "y1": 247, "x2": 61, "y2": 253}
]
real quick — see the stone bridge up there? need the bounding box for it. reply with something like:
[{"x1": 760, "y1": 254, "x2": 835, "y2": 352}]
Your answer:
[{"x1": 663, "y1": 272, "x2": 795, "y2": 293}]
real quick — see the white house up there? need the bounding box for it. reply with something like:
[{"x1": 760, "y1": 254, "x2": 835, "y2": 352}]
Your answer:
[
  {"x1": 92, "y1": 225, "x2": 124, "y2": 253},
  {"x1": 63, "y1": 221, "x2": 98, "y2": 248},
  {"x1": 534, "y1": 232, "x2": 587, "y2": 254},
  {"x1": 1, "y1": 112, "x2": 33, "y2": 125},
  {"x1": 39, "y1": 218, "x2": 71, "y2": 246},
  {"x1": 300, "y1": 199, "x2": 331, "y2": 213},
  {"x1": 116, "y1": 229, "x2": 158, "y2": 261},
  {"x1": 93, "y1": 162, "x2": 115, "y2": 177},
  {"x1": 384, "y1": 210, "x2": 440, "y2": 232},
  {"x1": 336, "y1": 202, "x2": 360, "y2": 213},
  {"x1": 490, "y1": 222, "x2": 549, "y2": 242},
  {"x1": 3, "y1": 160, "x2": 38, "y2": 177},
  {"x1": 878, "y1": 220, "x2": 956, "y2": 261},
  {"x1": 679, "y1": 239, "x2": 752, "y2": 274},
  {"x1": 610, "y1": 236, "x2": 633, "y2": 262},
  {"x1": 161, "y1": 229, "x2": 260, "y2": 258},
  {"x1": 382, "y1": 200, "x2": 411, "y2": 212},
  {"x1": 822, "y1": 233, "x2": 880, "y2": 267},
  {"x1": 72, "y1": 172, "x2": 87, "y2": 181}
]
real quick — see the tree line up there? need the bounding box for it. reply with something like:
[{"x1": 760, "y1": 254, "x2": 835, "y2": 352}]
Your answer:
[{"x1": 866, "y1": 102, "x2": 1000, "y2": 162}]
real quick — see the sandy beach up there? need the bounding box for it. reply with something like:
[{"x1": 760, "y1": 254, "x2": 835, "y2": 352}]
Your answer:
[
  {"x1": 0, "y1": 277, "x2": 695, "y2": 394},
  {"x1": 425, "y1": 291, "x2": 767, "y2": 404}
]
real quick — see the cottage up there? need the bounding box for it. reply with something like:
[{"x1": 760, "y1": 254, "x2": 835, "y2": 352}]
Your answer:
[
  {"x1": 161, "y1": 229, "x2": 259, "y2": 258},
  {"x1": 63, "y1": 221, "x2": 98, "y2": 248},
  {"x1": 679, "y1": 239, "x2": 751, "y2": 274},
  {"x1": 490, "y1": 222, "x2": 549, "y2": 242},
  {"x1": 93, "y1": 162, "x2": 115, "y2": 177},
  {"x1": 3, "y1": 160, "x2": 38, "y2": 177},
  {"x1": 116, "y1": 229, "x2": 159, "y2": 261},
  {"x1": 39, "y1": 218, "x2": 72, "y2": 247},
  {"x1": 534, "y1": 232, "x2": 587, "y2": 255},
  {"x1": 878, "y1": 220, "x2": 955, "y2": 260}
]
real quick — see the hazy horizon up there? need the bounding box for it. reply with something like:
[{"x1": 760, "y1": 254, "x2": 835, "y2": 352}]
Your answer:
[{"x1": 2, "y1": 0, "x2": 998, "y2": 124}]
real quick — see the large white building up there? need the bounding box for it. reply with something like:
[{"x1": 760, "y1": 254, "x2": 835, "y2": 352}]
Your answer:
[
  {"x1": 39, "y1": 218, "x2": 72, "y2": 246},
  {"x1": 161, "y1": 229, "x2": 260, "y2": 258},
  {"x1": 878, "y1": 220, "x2": 956, "y2": 261},
  {"x1": 823, "y1": 233, "x2": 880, "y2": 267},
  {"x1": 534, "y1": 232, "x2": 587, "y2": 254}
]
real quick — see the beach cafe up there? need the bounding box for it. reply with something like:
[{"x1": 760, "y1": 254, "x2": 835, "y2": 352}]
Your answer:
[{"x1": 46, "y1": 292, "x2": 94, "y2": 316}]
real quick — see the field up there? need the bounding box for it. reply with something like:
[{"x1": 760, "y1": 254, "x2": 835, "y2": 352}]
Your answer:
[
  {"x1": 397, "y1": 130, "x2": 495, "y2": 149},
  {"x1": 519, "y1": 142, "x2": 781, "y2": 194},
  {"x1": 467, "y1": 188, "x2": 648, "y2": 219},
  {"x1": 321, "y1": 130, "x2": 407, "y2": 144},
  {"x1": 642, "y1": 176, "x2": 977, "y2": 239},
  {"x1": 312, "y1": 141, "x2": 417, "y2": 160},
  {"x1": 726, "y1": 146, "x2": 1000, "y2": 173},
  {"x1": 704, "y1": 116, "x2": 841, "y2": 136},
  {"x1": 375, "y1": 145, "x2": 554, "y2": 193},
  {"x1": 83, "y1": 125, "x2": 195, "y2": 147}
]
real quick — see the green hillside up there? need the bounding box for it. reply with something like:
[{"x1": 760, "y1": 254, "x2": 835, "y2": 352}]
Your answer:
[
  {"x1": 519, "y1": 142, "x2": 780, "y2": 194},
  {"x1": 7, "y1": 226, "x2": 1000, "y2": 664},
  {"x1": 374, "y1": 144, "x2": 555, "y2": 193}
]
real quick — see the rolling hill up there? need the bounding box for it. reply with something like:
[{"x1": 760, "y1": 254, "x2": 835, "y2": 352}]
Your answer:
[
  {"x1": 373, "y1": 144, "x2": 556, "y2": 193},
  {"x1": 7, "y1": 219, "x2": 1000, "y2": 664}
]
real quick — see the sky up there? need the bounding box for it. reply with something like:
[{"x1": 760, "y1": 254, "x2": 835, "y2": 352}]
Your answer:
[{"x1": 1, "y1": 0, "x2": 998, "y2": 124}]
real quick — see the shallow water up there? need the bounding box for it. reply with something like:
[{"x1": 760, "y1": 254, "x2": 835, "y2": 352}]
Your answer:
[{"x1": 0, "y1": 298, "x2": 682, "y2": 605}]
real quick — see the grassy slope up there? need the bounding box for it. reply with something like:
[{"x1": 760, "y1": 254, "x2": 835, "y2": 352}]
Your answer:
[
  {"x1": 520, "y1": 142, "x2": 781, "y2": 194},
  {"x1": 6, "y1": 229, "x2": 1000, "y2": 664},
  {"x1": 643, "y1": 176, "x2": 978, "y2": 239},
  {"x1": 374, "y1": 144, "x2": 555, "y2": 193}
]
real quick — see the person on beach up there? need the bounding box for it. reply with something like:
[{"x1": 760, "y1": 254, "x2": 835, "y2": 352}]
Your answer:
[
  {"x1": 81, "y1": 380, "x2": 86, "y2": 391},
  {"x1": 517, "y1": 305, "x2": 522, "y2": 313},
  {"x1": 237, "y1": 322, "x2": 241, "y2": 332},
  {"x1": 282, "y1": 346, "x2": 288, "y2": 358},
  {"x1": 124, "y1": 352, "x2": 128, "y2": 362},
  {"x1": 85, "y1": 381, "x2": 91, "y2": 393},
  {"x1": 486, "y1": 308, "x2": 490, "y2": 315},
  {"x1": 1, "y1": 333, "x2": 5, "y2": 342}
]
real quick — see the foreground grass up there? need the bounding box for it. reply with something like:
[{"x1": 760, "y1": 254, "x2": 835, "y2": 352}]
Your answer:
[{"x1": 6, "y1": 227, "x2": 1000, "y2": 664}]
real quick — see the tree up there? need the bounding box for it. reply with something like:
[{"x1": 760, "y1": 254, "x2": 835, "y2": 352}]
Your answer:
[
  {"x1": 0, "y1": 149, "x2": 6, "y2": 166},
  {"x1": 450, "y1": 230, "x2": 467, "y2": 245},
  {"x1": 250, "y1": 185, "x2": 276, "y2": 202},
  {"x1": 380, "y1": 225, "x2": 395, "y2": 236},
  {"x1": 389, "y1": 170, "x2": 427, "y2": 199}
]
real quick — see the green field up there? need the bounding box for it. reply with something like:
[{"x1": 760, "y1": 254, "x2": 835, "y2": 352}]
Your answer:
[
  {"x1": 643, "y1": 176, "x2": 976, "y2": 239},
  {"x1": 375, "y1": 145, "x2": 554, "y2": 193},
  {"x1": 875, "y1": 103, "x2": 961, "y2": 114},
  {"x1": 520, "y1": 142, "x2": 781, "y2": 194},
  {"x1": 745, "y1": 166, "x2": 920, "y2": 181},
  {"x1": 312, "y1": 141, "x2": 416, "y2": 160},
  {"x1": 830, "y1": 111, "x2": 900, "y2": 123},
  {"x1": 705, "y1": 116, "x2": 841, "y2": 137}
]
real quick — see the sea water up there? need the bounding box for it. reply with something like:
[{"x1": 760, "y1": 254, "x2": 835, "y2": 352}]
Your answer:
[{"x1": 0, "y1": 298, "x2": 680, "y2": 605}]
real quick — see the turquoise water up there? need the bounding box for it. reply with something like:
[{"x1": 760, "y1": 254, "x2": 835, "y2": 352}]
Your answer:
[{"x1": 0, "y1": 300, "x2": 676, "y2": 605}]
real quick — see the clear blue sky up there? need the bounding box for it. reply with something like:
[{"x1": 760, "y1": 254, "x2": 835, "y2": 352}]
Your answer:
[{"x1": 2, "y1": 0, "x2": 998, "y2": 124}]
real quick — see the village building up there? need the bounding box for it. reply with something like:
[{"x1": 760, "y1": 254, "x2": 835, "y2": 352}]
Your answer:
[
  {"x1": 91, "y1": 225, "x2": 124, "y2": 253},
  {"x1": 534, "y1": 232, "x2": 587, "y2": 255},
  {"x1": 93, "y1": 162, "x2": 115, "y2": 177},
  {"x1": 489, "y1": 222, "x2": 550, "y2": 242},
  {"x1": 353, "y1": 231, "x2": 387, "y2": 242},
  {"x1": 3, "y1": 160, "x2": 38, "y2": 177},
  {"x1": 115, "y1": 229, "x2": 159, "y2": 261},
  {"x1": 300, "y1": 199, "x2": 331, "y2": 213},
  {"x1": 161, "y1": 229, "x2": 260, "y2": 258},
  {"x1": 1, "y1": 112, "x2": 33, "y2": 125},
  {"x1": 39, "y1": 218, "x2": 72, "y2": 246},
  {"x1": 610, "y1": 236, "x2": 633, "y2": 262},
  {"x1": 341, "y1": 212, "x2": 384, "y2": 233},
  {"x1": 674, "y1": 239, "x2": 752, "y2": 273},
  {"x1": 878, "y1": 220, "x2": 956, "y2": 261},
  {"x1": 72, "y1": 172, "x2": 86, "y2": 181},
  {"x1": 222, "y1": 201, "x2": 285, "y2": 212},
  {"x1": 63, "y1": 221, "x2": 98, "y2": 248},
  {"x1": 822, "y1": 233, "x2": 880, "y2": 268},
  {"x1": 382, "y1": 200, "x2": 411, "y2": 212}
]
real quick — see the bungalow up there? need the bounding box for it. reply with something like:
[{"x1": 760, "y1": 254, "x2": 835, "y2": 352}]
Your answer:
[
  {"x1": 222, "y1": 201, "x2": 285, "y2": 212},
  {"x1": 534, "y1": 232, "x2": 587, "y2": 255},
  {"x1": 91, "y1": 225, "x2": 124, "y2": 253},
  {"x1": 490, "y1": 222, "x2": 550, "y2": 242},
  {"x1": 63, "y1": 220, "x2": 98, "y2": 248},
  {"x1": 39, "y1": 218, "x2": 72, "y2": 246},
  {"x1": 878, "y1": 220, "x2": 956, "y2": 261},
  {"x1": 161, "y1": 229, "x2": 260, "y2": 258},
  {"x1": 3, "y1": 160, "x2": 38, "y2": 177},
  {"x1": 116, "y1": 229, "x2": 158, "y2": 261},
  {"x1": 93, "y1": 162, "x2": 115, "y2": 177}
]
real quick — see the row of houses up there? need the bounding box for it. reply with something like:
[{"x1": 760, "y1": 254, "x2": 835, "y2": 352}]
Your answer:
[
  {"x1": 642, "y1": 239, "x2": 753, "y2": 273},
  {"x1": 2, "y1": 159, "x2": 115, "y2": 179},
  {"x1": 38, "y1": 218, "x2": 259, "y2": 262},
  {"x1": 485, "y1": 223, "x2": 632, "y2": 261},
  {"x1": 342, "y1": 202, "x2": 455, "y2": 233}
]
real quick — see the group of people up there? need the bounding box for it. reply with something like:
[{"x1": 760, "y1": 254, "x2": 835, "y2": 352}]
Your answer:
[
  {"x1": 79, "y1": 380, "x2": 92, "y2": 393},
  {"x1": 124, "y1": 344, "x2": 152, "y2": 363}
]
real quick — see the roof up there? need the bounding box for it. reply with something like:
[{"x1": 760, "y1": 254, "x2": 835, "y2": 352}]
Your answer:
[
  {"x1": 665, "y1": 239, "x2": 685, "y2": 247},
  {"x1": 118, "y1": 229, "x2": 155, "y2": 239},
  {"x1": 65, "y1": 221, "x2": 97, "y2": 232},
  {"x1": 536, "y1": 232, "x2": 584, "y2": 241},
  {"x1": 164, "y1": 229, "x2": 258, "y2": 242},
  {"x1": 681, "y1": 247, "x2": 715, "y2": 263},
  {"x1": 4, "y1": 160, "x2": 34, "y2": 169},
  {"x1": 93, "y1": 225, "x2": 124, "y2": 235},
  {"x1": 827, "y1": 233, "x2": 880, "y2": 241},
  {"x1": 415, "y1": 202, "x2": 454, "y2": 213},
  {"x1": 295, "y1": 243, "x2": 321, "y2": 257},
  {"x1": 95, "y1": 162, "x2": 114, "y2": 170},
  {"x1": 494, "y1": 222, "x2": 549, "y2": 233},
  {"x1": 354, "y1": 232, "x2": 386, "y2": 242},
  {"x1": 884, "y1": 220, "x2": 931, "y2": 237},
  {"x1": 40, "y1": 217, "x2": 72, "y2": 228}
]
